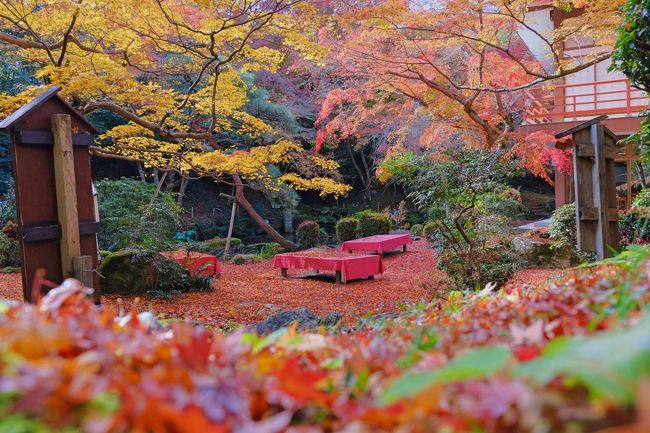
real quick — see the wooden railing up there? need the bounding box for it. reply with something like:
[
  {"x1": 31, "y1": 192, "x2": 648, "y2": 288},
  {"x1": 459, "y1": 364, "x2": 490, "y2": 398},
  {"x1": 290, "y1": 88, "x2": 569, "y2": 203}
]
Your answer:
[{"x1": 524, "y1": 78, "x2": 648, "y2": 124}]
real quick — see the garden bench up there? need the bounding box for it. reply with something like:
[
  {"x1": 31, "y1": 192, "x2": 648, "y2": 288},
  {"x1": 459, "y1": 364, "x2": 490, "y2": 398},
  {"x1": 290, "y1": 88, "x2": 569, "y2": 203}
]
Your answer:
[
  {"x1": 341, "y1": 234, "x2": 412, "y2": 255},
  {"x1": 272, "y1": 252, "x2": 383, "y2": 284},
  {"x1": 161, "y1": 251, "x2": 222, "y2": 278}
]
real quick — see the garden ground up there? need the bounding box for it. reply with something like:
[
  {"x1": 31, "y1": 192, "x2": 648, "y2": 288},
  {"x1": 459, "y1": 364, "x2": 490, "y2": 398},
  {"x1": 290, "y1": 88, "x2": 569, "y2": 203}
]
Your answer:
[{"x1": 0, "y1": 240, "x2": 563, "y2": 328}]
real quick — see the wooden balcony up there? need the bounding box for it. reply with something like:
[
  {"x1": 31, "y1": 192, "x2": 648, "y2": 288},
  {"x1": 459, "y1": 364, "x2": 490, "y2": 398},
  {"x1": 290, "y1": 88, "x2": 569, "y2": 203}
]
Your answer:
[{"x1": 523, "y1": 78, "x2": 648, "y2": 125}]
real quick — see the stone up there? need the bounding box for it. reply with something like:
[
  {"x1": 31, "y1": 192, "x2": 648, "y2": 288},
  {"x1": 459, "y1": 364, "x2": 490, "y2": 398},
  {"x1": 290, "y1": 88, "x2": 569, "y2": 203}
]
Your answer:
[
  {"x1": 250, "y1": 307, "x2": 320, "y2": 334},
  {"x1": 250, "y1": 308, "x2": 342, "y2": 334},
  {"x1": 512, "y1": 236, "x2": 545, "y2": 254}
]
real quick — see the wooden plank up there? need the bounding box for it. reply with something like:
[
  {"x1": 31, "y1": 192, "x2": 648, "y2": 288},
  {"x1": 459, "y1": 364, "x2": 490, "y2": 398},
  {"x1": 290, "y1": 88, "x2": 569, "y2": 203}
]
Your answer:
[
  {"x1": 574, "y1": 128, "x2": 597, "y2": 253},
  {"x1": 22, "y1": 221, "x2": 100, "y2": 243},
  {"x1": 576, "y1": 143, "x2": 618, "y2": 159},
  {"x1": 593, "y1": 124, "x2": 609, "y2": 259},
  {"x1": 17, "y1": 129, "x2": 95, "y2": 146},
  {"x1": 73, "y1": 255, "x2": 94, "y2": 288},
  {"x1": 579, "y1": 207, "x2": 598, "y2": 221},
  {"x1": 52, "y1": 114, "x2": 81, "y2": 277}
]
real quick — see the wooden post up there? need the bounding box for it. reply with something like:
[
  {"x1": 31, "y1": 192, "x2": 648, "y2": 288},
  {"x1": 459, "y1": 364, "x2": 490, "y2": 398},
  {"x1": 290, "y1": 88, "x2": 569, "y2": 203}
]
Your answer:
[
  {"x1": 224, "y1": 200, "x2": 237, "y2": 258},
  {"x1": 592, "y1": 124, "x2": 609, "y2": 259},
  {"x1": 281, "y1": 268, "x2": 288, "y2": 278},
  {"x1": 52, "y1": 114, "x2": 81, "y2": 277},
  {"x1": 73, "y1": 255, "x2": 93, "y2": 288},
  {"x1": 335, "y1": 270, "x2": 342, "y2": 285}
]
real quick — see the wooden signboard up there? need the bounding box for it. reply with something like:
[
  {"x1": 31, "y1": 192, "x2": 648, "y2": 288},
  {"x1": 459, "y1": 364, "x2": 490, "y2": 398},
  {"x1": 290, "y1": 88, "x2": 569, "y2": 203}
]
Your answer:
[
  {"x1": 556, "y1": 116, "x2": 621, "y2": 260},
  {"x1": 0, "y1": 86, "x2": 100, "y2": 302}
]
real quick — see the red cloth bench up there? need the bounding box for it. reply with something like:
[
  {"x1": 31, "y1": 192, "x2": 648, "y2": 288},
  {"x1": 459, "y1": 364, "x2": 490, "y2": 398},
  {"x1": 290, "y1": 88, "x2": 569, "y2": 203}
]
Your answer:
[
  {"x1": 161, "y1": 251, "x2": 222, "y2": 278},
  {"x1": 272, "y1": 252, "x2": 383, "y2": 284},
  {"x1": 341, "y1": 234, "x2": 413, "y2": 255}
]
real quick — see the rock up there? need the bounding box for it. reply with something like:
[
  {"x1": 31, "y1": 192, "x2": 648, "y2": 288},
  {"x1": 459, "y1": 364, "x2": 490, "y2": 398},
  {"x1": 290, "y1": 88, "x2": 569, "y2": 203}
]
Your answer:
[
  {"x1": 321, "y1": 312, "x2": 342, "y2": 327},
  {"x1": 512, "y1": 236, "x2": 545, "y2": 254},
  {"x1": 512, "y1": 237, "x2": 577, "y2": 268},
  {"x1": 250, "y1": 308, "x2": 342, "y2": 335},
  {"x1": 99, "y1": 250, "x2": 197, "y2": 295}
]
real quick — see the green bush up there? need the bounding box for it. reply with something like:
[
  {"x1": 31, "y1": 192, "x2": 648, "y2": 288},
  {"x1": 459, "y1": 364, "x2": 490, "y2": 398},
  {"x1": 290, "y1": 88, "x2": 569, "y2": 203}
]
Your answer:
[
  {"x1": 297, "y1": 220, "x2": 321, "y2": 248},
  {"x1": 0, "y1": 234, "x2": 19, "y2": 268},
  {"x1": 549, "y1": 203, "x2": 577, "y2": 247},
  {"x1": 250, "y1": 242, "x2": 281, "y2": 259},
  {"x1": 356, "y1": 211, "x2": 391, "y2": 237},
  {"x1": 200, "y1": 237, "x2": 242, "y2": 251},
  {"x1": 99, "y1": 250, "x2": 212, "y2": 295},
  {"x1": 632, "y1": 189, "x2": 650, "y2": 208},
  {"x1": 422, "y1": 222, "x2": 437, "y2": 241},
  {"x1": 232, "y1": 253, "x2": 260, "y2": 265},
  {"x1": 96, "y1": 178, "x2": 182, "y2": 251},
  {"x1": 410, "y1": 223, "x2": 423, "y2": 237},
  {"x1": 0, "y1": 175, "x2": 15, "y2": 225},
  {"x1": 438, "y1": 242, "x2": 519, "y2": 290},
  {"x1": 336, "y1": 217, "x2": 358, "y2": 242},
  {"x1": 619, "y1": 207, "x2": 650, "y2": 246}
]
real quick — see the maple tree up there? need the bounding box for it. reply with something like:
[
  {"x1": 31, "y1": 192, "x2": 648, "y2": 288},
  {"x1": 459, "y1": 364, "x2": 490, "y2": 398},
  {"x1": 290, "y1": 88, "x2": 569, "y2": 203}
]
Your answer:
[
  {"x1": 314, "y1": 0, "x2": 625, "y2": 180},
  {"x1": 0, "y1": 0, "x2": 350, "y2": 250}
]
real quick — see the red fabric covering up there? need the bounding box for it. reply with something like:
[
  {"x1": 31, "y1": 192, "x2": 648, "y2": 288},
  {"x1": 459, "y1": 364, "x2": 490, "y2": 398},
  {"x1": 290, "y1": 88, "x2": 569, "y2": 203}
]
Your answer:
[
  {"x1": 341, "y1": 234, "x2": 413, "y2": 254},
  {"x1": 272, "y1": 253, "x2": 383, "y2": 281},
  {"x1": 161, "y1": 251, "x2": 222, "y2": 277}
]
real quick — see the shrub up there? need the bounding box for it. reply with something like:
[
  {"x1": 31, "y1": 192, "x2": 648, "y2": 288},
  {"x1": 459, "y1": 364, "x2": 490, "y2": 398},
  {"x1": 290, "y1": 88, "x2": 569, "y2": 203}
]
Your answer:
[
  {"x1": 336, "y1": 217, "x2": 358, "y2": 242},
  {"x1": 410, "y1": 223, "x2": 423, "y2": 237},
  {"x1": 99, "y1": 250, "x2": 211, "y2": 295},
  {"x1": 549, "y1": 203, "x2": 577, "y2": 248},
  {"x1": 356, "y1": 211, "x2": 392, "y2": 237},
  {"x1": 422, "y1": 222, "x2": 437, "y2": 241},
  {"x1": 619, "y1": 207, "x2": 650, "y2": 246},
  {"x1": 438, "y1": 242, "x2": 519, "y2": 290},
  {"x1": 632, "y1": 189, "x2": 650, "y2": 208},
  {"x1": 0, "y1": 233, "x2": 19, "y2": 268},
  {"x1": 96, "y1": 178, "x2": 182, "y2": 251},
  {"x1": 0, "y1": 175, "x2": 16, "y2": 225},
  {"x1": 387, "y1": 149, "x2": 524, "y2": 290},
  {"x1": 232, "y1": 253, "x2": 260, "y2": 265},
  {"x1": 297, "y1": 220, "x2": 321, "y2": 248}
]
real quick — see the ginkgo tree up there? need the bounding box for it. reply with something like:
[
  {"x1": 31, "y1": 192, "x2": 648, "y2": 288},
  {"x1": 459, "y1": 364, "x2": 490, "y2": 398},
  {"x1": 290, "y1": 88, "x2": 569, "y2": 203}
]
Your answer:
[
  {"x1": 314, "y1": 0, "x2": 626, "y2": 181},
  {"x1": 0, "y1": 0, "x2": 349, "y2": 250}
]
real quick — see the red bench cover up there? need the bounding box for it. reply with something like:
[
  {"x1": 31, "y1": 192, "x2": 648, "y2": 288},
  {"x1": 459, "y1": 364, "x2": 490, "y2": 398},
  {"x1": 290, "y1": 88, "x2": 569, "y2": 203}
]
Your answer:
[
  {"x1": 341, "y1": 234, "x2": 412, "y2": 254},
  {"x1": 162, "y1": 251, "x2": 222, "y2": 277},
  {"x1": 272, "y1": 253, "x2": 383, "y2": 281}
]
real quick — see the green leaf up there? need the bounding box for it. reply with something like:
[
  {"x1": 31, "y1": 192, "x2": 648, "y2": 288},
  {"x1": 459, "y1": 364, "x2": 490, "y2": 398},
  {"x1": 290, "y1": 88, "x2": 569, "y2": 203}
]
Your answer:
[{"x1": 377, "y1": 346, "x2": 511, "y2": 405}]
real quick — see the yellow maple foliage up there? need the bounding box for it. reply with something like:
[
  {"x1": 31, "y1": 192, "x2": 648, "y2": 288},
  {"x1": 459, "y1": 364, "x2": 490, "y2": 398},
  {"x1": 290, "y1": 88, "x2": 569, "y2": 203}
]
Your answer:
[{"x1": 0, "y1": 0, "x2": 348, "y2": 201}]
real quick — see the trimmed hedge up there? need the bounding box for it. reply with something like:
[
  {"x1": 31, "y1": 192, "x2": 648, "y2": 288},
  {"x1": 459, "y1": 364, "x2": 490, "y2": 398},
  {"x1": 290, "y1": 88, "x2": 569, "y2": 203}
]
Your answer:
[
  {"x1": 410, "y1": 223, "x2": 423, "y2": 237},
  {"x1": 336, "y1": 217, "x2": 358, "y2": 242},
  {"x1": 356, "y1": 212, "x2": 391, "y2": 237},
  {"x1": 297, "y1": 220, "x2": 321, "y2": 248}
]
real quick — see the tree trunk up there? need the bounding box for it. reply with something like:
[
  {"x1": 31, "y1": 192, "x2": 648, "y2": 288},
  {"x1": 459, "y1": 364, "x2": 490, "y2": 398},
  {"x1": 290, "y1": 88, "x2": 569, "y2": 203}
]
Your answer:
[
  {"x1": 136, "y1": 162, "x2": 146, "y2": 182},
  {"x1": 224, "y1": 200, "x2": 237, "y2": 258},
  {"x1": 177, "y1": 177, "x2": 189, "y2": 206},
  {"x1": 283, "y1": 207, "x2": 294, "y2": 233},
  {"x1": 232, "y1": 174, "x2": 298, "y2": 251}
]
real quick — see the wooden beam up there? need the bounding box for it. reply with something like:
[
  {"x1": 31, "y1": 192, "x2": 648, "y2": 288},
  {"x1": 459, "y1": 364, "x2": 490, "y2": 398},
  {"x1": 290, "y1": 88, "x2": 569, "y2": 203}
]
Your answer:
[
  {"x1": 52, "y1": 114, "x2": 81, "y2": 277},
  {"x1": 575, "y1": 142, "x2": 618, "y2": 159},
  {"x1": 17, "y1": 129, "x2": 95, "y2": 146},
  {"x1": 23, "y1": 221, "x2": 100, "y2": 243},
  {"x1": 73, "y1": 255, "x2": 94, "y2": 288}
]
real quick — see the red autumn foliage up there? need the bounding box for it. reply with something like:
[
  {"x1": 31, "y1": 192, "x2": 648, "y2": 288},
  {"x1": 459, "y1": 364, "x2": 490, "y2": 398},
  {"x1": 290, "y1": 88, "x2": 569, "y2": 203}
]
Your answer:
[{"x1": 0, "y1": 255, "x2": 648, "y2": 432}]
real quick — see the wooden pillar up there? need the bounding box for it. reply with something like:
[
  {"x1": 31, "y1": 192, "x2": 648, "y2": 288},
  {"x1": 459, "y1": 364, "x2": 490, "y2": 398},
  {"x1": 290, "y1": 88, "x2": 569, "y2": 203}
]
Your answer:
[
  {"x1": 73, "y1": 255, "x2": 93, "y2": 288},
  {"x1": 52, "y1": 114, "x2": 81, "y2": 277}
]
